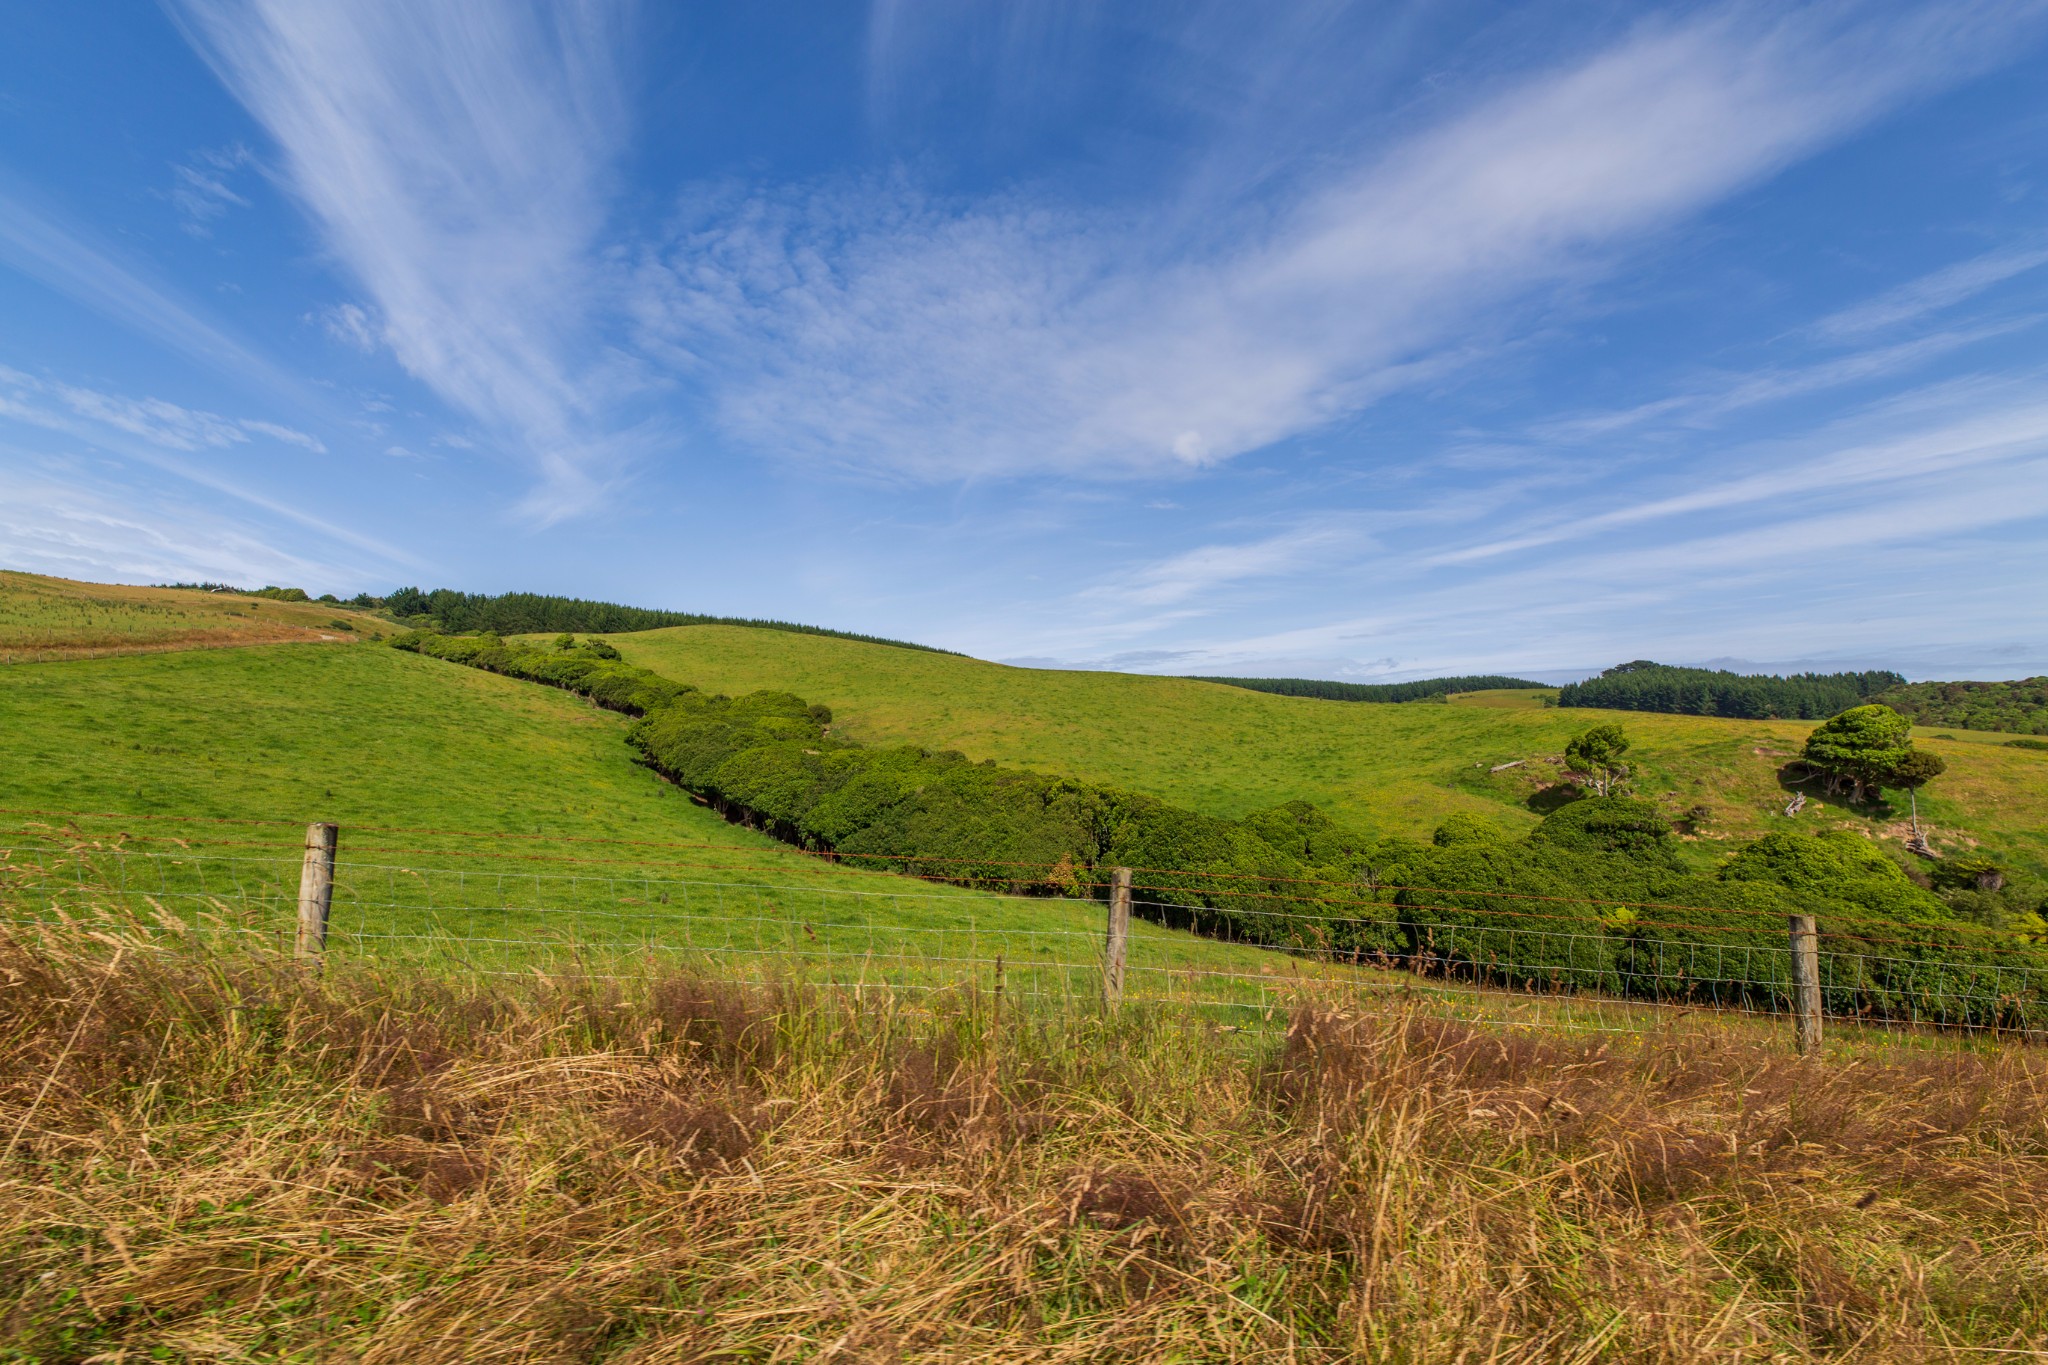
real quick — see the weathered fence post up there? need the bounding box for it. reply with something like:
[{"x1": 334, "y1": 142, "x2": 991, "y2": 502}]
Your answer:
[
  {"x1": 1104, "y1": 866, "x2": 1132, "y2": 1009},
  {"x1": 296, "y1": 822, "x2": 338, "y2": 960},
  {"x1": 1788, "y1": 913, "x2": 1822, "y2": 1056}
]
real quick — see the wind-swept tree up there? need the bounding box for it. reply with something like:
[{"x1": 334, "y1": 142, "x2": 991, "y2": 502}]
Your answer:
[
  {"x1": 1564, "y1": 723, "x2": 1631, "y2": 796},
  {"x1": 1802, "y1": 704, "x2": 1915, "y2": 803},
  {"x1": 1889, "y1": 747, "x2": 1948, "y2": 845}
]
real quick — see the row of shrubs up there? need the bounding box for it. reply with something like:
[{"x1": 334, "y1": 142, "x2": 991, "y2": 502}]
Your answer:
[{"x1": 391, "y1": 631, "x2": 2048, "y2": 1027}]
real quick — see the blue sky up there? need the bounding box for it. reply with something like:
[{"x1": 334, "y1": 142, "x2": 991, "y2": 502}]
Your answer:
[{"x1": 3, "y1": 1, "x2": 2046, "y2": 681}]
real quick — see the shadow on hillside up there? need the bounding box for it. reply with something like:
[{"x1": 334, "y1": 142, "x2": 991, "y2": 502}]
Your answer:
[
  {"x1": 1774, "y1": 763, "x2": 1899, "y2": 820},
  {"x1": 1525, "y1": 783, "x2": 1584, "y2": 815}
]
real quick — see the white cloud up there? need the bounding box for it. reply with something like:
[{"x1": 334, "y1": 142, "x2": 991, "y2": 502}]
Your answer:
[
  {"x1": 0, "y1": 368, "x2": 233, "y2": 453},
  {"x1": 320, "y1": 302, "x2": 378, "y2": 352},
  {"x1": 240, "y1": 419, "x2": 327, "y2": 453},
  {"x1": 1433, "y1": 377, "x2": 2048, "y2": 568},
  {"x1": 0, "y1": 463, "x2": 360, "y2": 590},
  {"x1": 1813, "y1": 241, "x2": 2048, "y2": 341},
  {"x1": 640, "y1": 2, "x2": 2046, "y2": 483},
  {"x1": 1535, "y1": 320, "x2": 2039, "y2": 441},
  {"x1": 0, "y1": 367, "x2": 415, "y2": 568},
  {"x1": 166, "y1": 144, "x2": 254, "y2": 234},
  {"x1": 172, "y1": 0, "x2": 636, "y2": 520},
  {"x1": 1085, "y1": 518, "x2": 1367, "y2": 609},
  {"x1": 0, "y1": 367, "x2": 324, "y2": 456},
  {"x1": 981, "y1": 373, "x2": 2048, "y2": 677},
  {"x1": 0, "y1": 177, "x2": 310, "y2": 399}
]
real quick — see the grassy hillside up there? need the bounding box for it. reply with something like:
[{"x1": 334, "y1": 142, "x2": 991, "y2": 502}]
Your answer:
[
  {"x1": 601, "y1": 627, "x2": 2048, "y2": 877},
  {"x1": 0, "y1": 642, "x2": 1363, "y2": 1000},
  {"x1": 0, "y1": 570, "x2": 392, "y2": 661}
]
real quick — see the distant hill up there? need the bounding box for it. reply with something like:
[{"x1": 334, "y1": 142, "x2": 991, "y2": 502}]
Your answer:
[
  {"x1": 0, "y1": 570, "x2": 387, "y2": 661},
  {"x1": 1875, "y1": 677, "x2": 2048, "y2": 736},
  {"x1": 1556, "y1": 660, "x2": 1902, "y2": 719},
  {"x1": 382, "y1": 586, "x2": 957, "y2": 654},
  {"x1": 596, "y1": 625, "x2": 2048, "y2": 880},
  {"x1": 1186, "y1": 674, "x2": 1546, "y2": 702}
]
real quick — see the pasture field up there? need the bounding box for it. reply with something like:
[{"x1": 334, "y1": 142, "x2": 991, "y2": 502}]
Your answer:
[
  {"x1": 600, "y1": 627, "x2": 2048, "y2": 877},
  {"x1": 5, "y1": 581, "x2": 2047, "y2": 1358},
  {"x1": 0, "y1": 641, "x2": 1396, "y2": 1007},
  {"x1": 1444, "y1": 686, "x2": 1555, "y2": 708},
  {"x1": 0, "y1": 614, "x2": 1944, "y2": 1040},
  {"x1": 0, "y1": 570, "x2": 390, "y2": 661}
]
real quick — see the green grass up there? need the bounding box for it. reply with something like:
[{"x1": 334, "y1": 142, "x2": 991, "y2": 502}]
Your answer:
[
  {"x1": 597, "y1": 626, "x2": 2048, "y2": 879},
  {"x1": 0, "y1": 639, "x2": 1893, "y2": 1037},
  {"x1": 0, "y1": 570, "x2": 391, "y2": 660},
  {"x1": 0, "y1": 642, "x2": 1390, "y2": 1010},
  {"x1": 1444, "y1": 686, "x2": 1556, "y2": 709}
]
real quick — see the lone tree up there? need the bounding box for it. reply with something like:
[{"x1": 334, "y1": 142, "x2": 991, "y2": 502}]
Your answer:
[
  {"x1": 1801, "y1": 703, "x2": 1924, "y2": 804},
  {"x1": 1889, "y1": 746, "x2": 1948, "y2": 846},
  {"x1": 1564, "y1": 723, "x2": 1631, "y2": 796}
]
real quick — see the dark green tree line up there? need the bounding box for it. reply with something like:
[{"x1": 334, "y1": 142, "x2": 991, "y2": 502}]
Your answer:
[
  {"x1": 1190, "y1": 674, "x2": 1545, "y2": 702},
  {"x1": 382, "y1": 587, "x2": 957, "y2": 653},
  {"x1": 1557, "y1": 660, "x2": 1902, "y2": 719}
]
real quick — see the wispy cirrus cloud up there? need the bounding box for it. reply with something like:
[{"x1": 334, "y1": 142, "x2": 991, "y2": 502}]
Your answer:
[
  {"x1": 1533, "y1": 316, "x2": 2041, "y2": 441},
  {"x1": 1812, "y1": 240, "x2": 2048, "y2": 341},
  {"x1": 1082, "y1": 517, "x2": 1368, "y2": 611},
  {"x1": 0, "y1": 176, "x2": 310, "y2": 400},
  {"x1": 0, "y1": 365, "x2": 324, "y2": 454},
  {"x1": 0, "y1": 459, "x2": 362, "y2": 590},
  {"x1": 319, "y1": 302, "x2": 377, "y2": 353},
  {"x1": 1039, "y1": 375, "x2": 2048, "y2": 677},
  {"x1": 164, "y1": 144, "x2": 254, "y2": 235},
  {"x1": 171, "y1": 0, "x2": 638, "y2": 520},
  {"x1": 639, "y1": 1, "x2": 2048, "y2": 484},
  {"x1": 0, "y1": 366, "x2": 418, "y2": 569}
]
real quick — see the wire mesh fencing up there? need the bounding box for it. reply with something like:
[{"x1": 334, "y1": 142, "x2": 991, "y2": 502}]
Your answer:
[{"x1": 2, "y1": 814, "x2": 2043, "y2": 1049}]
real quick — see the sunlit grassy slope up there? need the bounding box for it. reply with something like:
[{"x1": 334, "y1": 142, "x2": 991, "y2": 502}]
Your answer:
[
  {"x1": 603, "y1": 626, "x2": 2048, "y2": 877},
  {"x1": 0, "y1": 570, "x2": 392, "y2": 660},
  {"x1": 0, "y1": 642, "x2": 1339, "y2": 994}
]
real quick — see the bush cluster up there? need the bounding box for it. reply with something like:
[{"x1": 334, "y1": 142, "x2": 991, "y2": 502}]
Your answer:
[
  {"x1": 1558, "y1": 660, "x2": 1903, "y2": 719},
  {"x1": 1874, "y1": 677, "x2": 2048, "y2": 736},
  {"x1": 393, "y1": 632, "x2": 2048, "y2": 1025}
]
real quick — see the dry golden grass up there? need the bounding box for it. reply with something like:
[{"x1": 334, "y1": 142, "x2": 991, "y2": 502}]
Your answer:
[
  {"x1": 4, "y1": 916, "x2": 2047, "y2": 1362},
  {"x1": 0, "y1": 571, "x2": 391, "y2": 663}
]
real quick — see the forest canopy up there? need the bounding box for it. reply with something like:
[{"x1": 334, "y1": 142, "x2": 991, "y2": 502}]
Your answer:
[
  {"x1": 1557, "y1": 660, "x2": 1902, "y2": 719},
  {"x1": 1873, "y1": 677, "x2": 2048, "y2": 736},
  {"x1": 1190, "y1": 675, "x2": 1546, "y2": 702},
  {"x1": 381, "y1": 587, "x2": 956, "y2": 654}
]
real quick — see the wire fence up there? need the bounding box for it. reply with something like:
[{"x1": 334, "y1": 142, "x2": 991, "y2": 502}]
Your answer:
[{"x1": 2, "y1": 810, "x2": 2042, "y2": 1049}]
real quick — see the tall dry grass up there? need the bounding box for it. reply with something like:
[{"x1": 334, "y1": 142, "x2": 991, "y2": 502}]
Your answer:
[{"x1": 2, "y1": 915, "x2": 2046, "y2": 1362}]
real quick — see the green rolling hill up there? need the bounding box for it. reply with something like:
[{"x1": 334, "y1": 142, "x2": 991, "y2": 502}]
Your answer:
[
  {"x1": 596, "y1": 625, "x2": 2048, "y2": 879},
  {"x1": 0, "y1": 623, "x2": 1346, "y2": 1000}
]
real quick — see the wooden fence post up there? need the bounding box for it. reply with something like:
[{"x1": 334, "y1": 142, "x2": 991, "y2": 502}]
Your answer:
[
  {"x1": 1788, "y1": 913, "x2": 1822, "y2": 1056},
  {"x1": 1104, "y1": 867, "x2": 1132, "y2": 1009},
  {"x1": 297, "y1": 822, "x2": 338, "y2": 960}
]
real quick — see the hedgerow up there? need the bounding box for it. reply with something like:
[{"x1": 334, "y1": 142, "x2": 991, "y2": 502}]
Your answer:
[{"x1": 392, "y1": 631, "x2": 2048, "y2": 1025}]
